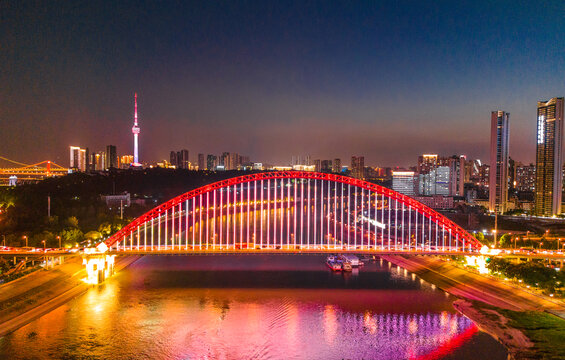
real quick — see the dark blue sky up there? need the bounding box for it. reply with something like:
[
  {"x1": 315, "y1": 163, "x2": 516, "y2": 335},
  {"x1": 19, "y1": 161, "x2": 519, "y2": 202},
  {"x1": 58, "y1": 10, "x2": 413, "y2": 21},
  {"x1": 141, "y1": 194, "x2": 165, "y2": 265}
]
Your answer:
[{"x1": 1, "y1": 1, "x2": 564, "y2": 167}]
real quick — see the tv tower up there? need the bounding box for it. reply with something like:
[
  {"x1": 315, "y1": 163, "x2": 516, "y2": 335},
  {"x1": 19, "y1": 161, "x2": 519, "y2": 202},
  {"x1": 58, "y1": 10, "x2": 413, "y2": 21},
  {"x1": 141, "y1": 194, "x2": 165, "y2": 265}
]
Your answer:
[{"x1": 132, "y1": 92, "x2": 141, "y2": 166}]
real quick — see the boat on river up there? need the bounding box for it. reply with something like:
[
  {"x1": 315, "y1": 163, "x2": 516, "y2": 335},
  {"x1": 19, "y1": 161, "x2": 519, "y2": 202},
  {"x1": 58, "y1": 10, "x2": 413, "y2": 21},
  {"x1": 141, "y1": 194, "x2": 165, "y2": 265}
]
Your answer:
[{"x1": 326, "y1": 259, "x2": 342, "y2": 271}]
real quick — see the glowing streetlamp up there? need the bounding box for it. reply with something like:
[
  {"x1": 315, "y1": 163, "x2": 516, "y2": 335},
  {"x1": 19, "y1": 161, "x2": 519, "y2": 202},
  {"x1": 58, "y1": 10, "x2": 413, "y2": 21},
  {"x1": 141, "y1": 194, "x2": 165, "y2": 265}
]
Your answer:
[
  {"x1": 23, "y1": 235, "x2": 27, "y2": 248},
  {"x1": 57, "y1": 235, "x2": 61, "y2": 249}
]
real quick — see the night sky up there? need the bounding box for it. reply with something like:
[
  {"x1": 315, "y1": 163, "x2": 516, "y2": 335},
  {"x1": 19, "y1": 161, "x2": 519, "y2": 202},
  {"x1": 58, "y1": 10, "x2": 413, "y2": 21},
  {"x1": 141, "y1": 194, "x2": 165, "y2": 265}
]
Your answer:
[{"x1": 1, "y1": 1, "x2": 564, "y2": 167}]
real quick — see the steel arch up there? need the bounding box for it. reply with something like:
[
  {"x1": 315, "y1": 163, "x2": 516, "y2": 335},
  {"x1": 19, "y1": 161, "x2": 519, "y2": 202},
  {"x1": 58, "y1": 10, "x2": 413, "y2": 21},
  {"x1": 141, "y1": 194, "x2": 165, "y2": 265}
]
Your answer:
[{"x1": 105, "y1": 171, "x2": 482, "y2": 251}]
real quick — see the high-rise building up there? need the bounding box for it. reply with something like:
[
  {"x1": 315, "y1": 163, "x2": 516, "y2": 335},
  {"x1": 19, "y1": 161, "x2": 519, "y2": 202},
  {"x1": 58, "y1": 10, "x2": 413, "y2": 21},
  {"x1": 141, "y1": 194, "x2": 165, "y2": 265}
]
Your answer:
[
  {"x1": 351, "y1": 156, "x2": 364, "y2": 179},
  {"x1": 105, "y1": 145, "x2": 118, "y2": 169},
  {"x1": 120, "y1": 155, "x2": 134, "y2": 169},
  {"x1": 90, "y1": 151, "x2": 105, "y2": 171},
  {"x1": 489, "y1": 111, "x2": 510, "y2": 213},
  {"x1": 516, "y1": 164, "x2": 536, "y2": 192},
  {"x1": 321, "y1": 160, "x2": 332, "y2": 172},
  {"x1": 535, "y1": 97, "x2": 564, "y2": 216},
  {"x1": 170, "y1": 151, "x2": 177, "y2": 168},
  {"x1": 419, "y1": 166, "x2": 450, "y2": 195},
  {"x1": 131, "y1": 93, "x2": 141, "y2": 166},
  {"x1": 508, "y1": 158, "x2": 517, "y2": 190},
  {"x1": 198, "y1": 153, "x2": 205, "y2": 170},
  {"x1": 392, "y1": 171, "x2": 416, "y2": 196},
  {"x1": 314, "y1": 159, "x2": 321, "y2": 172},
  {"x1": 465, "y1": 159, "x2": 482, "y2": 184},
  {"x1": 69, "y1": 146, "x2": 87, "y2": 171},
  {"x1": 448, "y1": 155, "x2": 466, "y2": 196},
  {"x1": 417, "y1": 154, "x2": 438, "y2": 174},
  {"x1": 178, "y1": 149, "x2": 189, "y2": 169},
  {"x1": 479, "y1": 164, "x2": 490, "y2": 188},
  {"x1": 207, "y1": 154, "x2": 217, "y2": 171},
  {"x1": 229, "y1": 153, "x2": 240, "y2": 170},
  {"x1": 332, "y1": 158, "x2": 341, "y2": 173},
  {"x1": 292, "y1": 155, "x2": 312, "y2": 166}
]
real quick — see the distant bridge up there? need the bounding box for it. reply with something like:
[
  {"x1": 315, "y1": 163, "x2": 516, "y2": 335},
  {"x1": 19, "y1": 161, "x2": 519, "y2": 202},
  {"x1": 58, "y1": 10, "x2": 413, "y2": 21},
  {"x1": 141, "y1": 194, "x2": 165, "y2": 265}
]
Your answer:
[
  {"x1": 0, "y1": 156, "x2": 68, "y2": 185},
  {"x1": 105, "y1": 172, "x2": 483, "y2": 254}
]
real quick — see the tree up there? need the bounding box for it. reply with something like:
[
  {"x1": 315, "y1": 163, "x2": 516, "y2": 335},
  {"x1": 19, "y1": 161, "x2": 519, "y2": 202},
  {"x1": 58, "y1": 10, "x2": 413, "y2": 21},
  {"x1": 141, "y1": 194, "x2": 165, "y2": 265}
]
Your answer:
[
  {"x1": 499, "y1": 233, "x2": 513, "y2": 248},
  {"x1": 64, "y1": 216, "x2": 79, "y2": 229},
  {"x1": 84, "y1": 231, "x2": 102, "y2": 242},
  {"x1": 60, "y1": 228, "x2": 83, "y2": 247},
  {"x1": 98, "y1": 222, "x2": 112, "y2": 236}
]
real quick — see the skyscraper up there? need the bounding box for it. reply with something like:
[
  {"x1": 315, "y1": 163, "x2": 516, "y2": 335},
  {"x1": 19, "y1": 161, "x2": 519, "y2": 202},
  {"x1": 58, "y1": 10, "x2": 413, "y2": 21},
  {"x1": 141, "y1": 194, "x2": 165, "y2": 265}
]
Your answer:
[
  {"x1": 535, "y1": 98, "x2": 564, "y2": 216},
  {"x1": 489, "y1": 111, "x2": 510, "y2": 213},
  {"x1": 351, "y1": 156, "x2": 364, "y2": 179},
  {"x1": 105, "y1": 145, "x2": 118, "y2": 169},
  {"x1": 170, "y1": 151, "x2": 177, "y2": 167},
  {"x1": 448, "y1": 155, "x2": 466, "y2": 196},
  {"x1": 332, "y1": 158, "x2": 341, "y2": 173},
  {"x1": 207, "y1": 154, "x2": 217, "y2": 170},
  {"x1": 69, "y1": 146, "x2": 87, "y2": 171},
  {"x1": 178, "y1": 149, "x2": 189, "y2": 169},
  {"x1": 417, "y1": 154, "x2": 438, "y2": 174},
  {"x1": 131, "y1": 93, "x2": 141, "y2": 166},
  {"x1": 418, "y1": 166, "x2": 450, "y2": 196},
  {"x1": 198, "y1": 153, "x2": 205, "y2": 170},
  {"x1": 516, "y1": 164, "x2": 536, "y2": 192},
  {"x1": 321, "y1": 160, "x2": 332, "y2": 172},
  {"x1": 392, "y1": 171, "x2": 416, "y2": 196}
]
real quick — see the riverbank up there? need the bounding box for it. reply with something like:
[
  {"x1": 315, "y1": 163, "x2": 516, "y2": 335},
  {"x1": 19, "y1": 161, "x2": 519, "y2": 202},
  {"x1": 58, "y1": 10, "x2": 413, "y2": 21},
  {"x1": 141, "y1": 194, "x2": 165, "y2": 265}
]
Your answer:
[
  {"x1": 0, "y1": 255, "x2": 141, "y2": 337},
  {"x1": 382, "y1": 255, "x2": 565, "y2": 359},
  {"x1": 454, "y1": 299, "x2": 565, "y2": 360},
  {"x1": 380, "y1": 255, "x2": 564, "y2": 311}
]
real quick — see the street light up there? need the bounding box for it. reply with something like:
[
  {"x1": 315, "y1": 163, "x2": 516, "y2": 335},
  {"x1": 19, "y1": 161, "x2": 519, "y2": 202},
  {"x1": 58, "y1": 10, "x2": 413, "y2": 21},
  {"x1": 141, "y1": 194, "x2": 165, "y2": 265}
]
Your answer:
[
  {"x1": 42, "y1": 240, "x2": 46, "y2": 252},
  {"x1": 57, "y1": 236, "x2": 61, "y2": 249},
  {"x1": 23, "y1": 235, "x2": 27, "y2": 248}
]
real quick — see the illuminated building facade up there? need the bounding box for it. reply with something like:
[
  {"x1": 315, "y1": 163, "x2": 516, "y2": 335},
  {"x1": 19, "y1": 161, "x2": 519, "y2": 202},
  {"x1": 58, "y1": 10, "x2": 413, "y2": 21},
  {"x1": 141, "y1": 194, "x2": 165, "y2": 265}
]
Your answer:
[
  {"x1": 69, "y1": 146, "x2": 88, "y2": 171},
  {"x1": 90, "y1": 151, "x2": 106, "y2": 171},
  {"x1": 120, "y1": 155, "x2": 134, "y2": 168},
  {"x1": 392, "y1": 171, "x2": 416, "y2": 196},
  {"x1": 535, "y1": 97, "x2": 564, "y2": 216},
  {"x1": 417, "y1": 154, "x2": 438, "y2": 174},
  {"x1": 419, "y1": 166, "x2": 450, "y2": 196},
  {"x1": 516, "y1": 164, "x2": 535, "y2": 191},
  {"x1": 489, "y1": 111, "x2": 510, "y2": 213}
]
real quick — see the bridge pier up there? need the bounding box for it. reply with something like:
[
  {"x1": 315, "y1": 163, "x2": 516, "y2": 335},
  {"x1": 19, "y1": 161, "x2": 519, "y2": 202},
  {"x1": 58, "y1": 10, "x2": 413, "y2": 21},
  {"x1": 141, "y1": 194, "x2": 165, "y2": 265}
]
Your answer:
[{"x1": 82, "y1": 254, "x2": 115, "y2": 284}]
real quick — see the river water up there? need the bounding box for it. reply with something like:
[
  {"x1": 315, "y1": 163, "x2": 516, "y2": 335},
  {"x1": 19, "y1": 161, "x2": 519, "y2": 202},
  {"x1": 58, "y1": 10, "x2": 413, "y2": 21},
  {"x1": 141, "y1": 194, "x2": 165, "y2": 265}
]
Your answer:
[{"x1": 0, "y1": 255, "x2": 507, "y2": 360}]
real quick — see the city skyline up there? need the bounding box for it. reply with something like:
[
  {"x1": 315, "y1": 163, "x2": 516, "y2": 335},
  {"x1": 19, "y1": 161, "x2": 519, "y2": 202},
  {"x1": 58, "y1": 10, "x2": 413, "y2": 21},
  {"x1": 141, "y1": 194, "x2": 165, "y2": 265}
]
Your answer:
[{"x1": 1, "y1": 2, "x2": 564, "y2": 166}]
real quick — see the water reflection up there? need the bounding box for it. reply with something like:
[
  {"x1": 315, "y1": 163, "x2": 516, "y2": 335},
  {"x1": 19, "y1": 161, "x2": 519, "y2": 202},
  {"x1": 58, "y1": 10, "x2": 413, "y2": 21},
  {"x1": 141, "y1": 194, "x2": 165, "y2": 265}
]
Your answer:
[{"x1": 0, "y1": 255, "x2": 506, "y2": 360}]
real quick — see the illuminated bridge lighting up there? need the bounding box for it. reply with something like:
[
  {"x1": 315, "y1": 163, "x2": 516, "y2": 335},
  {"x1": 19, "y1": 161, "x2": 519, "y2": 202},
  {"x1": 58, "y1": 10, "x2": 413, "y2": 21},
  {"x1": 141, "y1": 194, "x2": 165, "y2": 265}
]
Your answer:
[{"x1": 105, "y1": 172, "x2": 482, "y2": 253}]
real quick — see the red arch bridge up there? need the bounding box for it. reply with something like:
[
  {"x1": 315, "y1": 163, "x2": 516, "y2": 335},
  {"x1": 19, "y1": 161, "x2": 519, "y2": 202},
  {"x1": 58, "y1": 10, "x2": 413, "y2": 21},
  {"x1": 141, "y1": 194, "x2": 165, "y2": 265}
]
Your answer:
[{"x1": 105, "y1": 172, "x2": 482, "y2": 255}]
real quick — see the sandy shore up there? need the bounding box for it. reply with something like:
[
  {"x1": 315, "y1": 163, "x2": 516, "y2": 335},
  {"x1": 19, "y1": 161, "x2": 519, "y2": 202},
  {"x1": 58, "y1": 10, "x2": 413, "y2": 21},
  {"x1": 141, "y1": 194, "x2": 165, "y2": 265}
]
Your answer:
[
  {"x1": 453, "y1": 299, "x2": 536, "y2": 360},
  {"x1": 0, "y1": 255, "x2": 141, "y2": 337}
]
